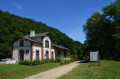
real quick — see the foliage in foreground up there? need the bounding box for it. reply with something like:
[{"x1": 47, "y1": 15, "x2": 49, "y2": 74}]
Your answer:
[{"x1": 58, "y1": 60, "x2": 120, "y2": 79}]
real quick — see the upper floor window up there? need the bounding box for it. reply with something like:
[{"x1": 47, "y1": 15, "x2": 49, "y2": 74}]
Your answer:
[
  {"x1": 36, "y1": 50, "x2": 39, "y2": 60},
  {"x1": 45, "y1": 40, "x2": 49, "y2": 48},
  {"x1": 20, "y1": 40, "x2": 24, "y2": 46}
]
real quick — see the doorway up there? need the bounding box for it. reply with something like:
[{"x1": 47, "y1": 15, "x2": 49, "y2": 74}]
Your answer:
[
  {"x1": 64, "y1": 52, "x2": 66, "y2": 57},
  {"x1": 51, "y1": 52, "x2": 53, "y2": 59},
  {"x1": 36, "y1": 50, "x2": 39, "y2": 60},
  {"x1": 20, "y1": 50, "x2": 24, "y2": 61},
  {"x1": 46, "y1": 51, "x2": 48, "y2": 59}
]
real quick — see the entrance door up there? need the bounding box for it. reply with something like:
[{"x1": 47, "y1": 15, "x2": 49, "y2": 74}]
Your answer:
[
  {"x1": 64, "y1": 52, "x2": 66, "y2": 57},
  {"x1": 51, "y1": 52, "x2": 53, "y2": 59},
  {"x1": 46, "y1": 51, "x2": 48, "y2": 59},
  {"x1": 36, "y1": 51, "x2": 39, "y2": 60},
  {"x1": 20, "y1": 50, "x2": 24, "y2": 61}
]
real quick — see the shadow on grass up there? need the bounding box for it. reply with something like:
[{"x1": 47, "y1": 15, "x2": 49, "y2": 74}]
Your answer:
[{"x1": 77, "y1": 58, "x2": 90, "y2": 63}]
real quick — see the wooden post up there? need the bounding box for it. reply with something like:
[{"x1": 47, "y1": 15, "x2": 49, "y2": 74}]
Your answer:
[{"x1": 98, "y1": 50, "x2": 100, "y2": 66}]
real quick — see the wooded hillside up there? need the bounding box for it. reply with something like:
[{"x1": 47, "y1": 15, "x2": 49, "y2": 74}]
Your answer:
[{"x1": 0, "y1": 10, "x2": 83, "y2": 60}]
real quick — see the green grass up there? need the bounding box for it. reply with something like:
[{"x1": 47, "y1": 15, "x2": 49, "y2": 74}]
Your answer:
[
  {"x1": 0, "y1": 63, "x2": 60, "y2": 79},
  {"x1": 58, "y1": 60, "x2": 120, "y2": 79}
]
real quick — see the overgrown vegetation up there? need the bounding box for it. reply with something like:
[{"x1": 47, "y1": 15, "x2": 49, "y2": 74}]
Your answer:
[
  {"x1": 83, "y1": 0, "x2": 120, "y2": 60},
  {"x1": 19, "y1": 58, "x2": 75, "y2": 66},
  {"x1": 58, "y1": 60, "x2": 120, "y2": 79},
  {"x1": 60, "y1": 60, "x2": 72, "y2": 65},
  {"x1": 0, "y1": 10, "x2": 84, "y2": 60}
]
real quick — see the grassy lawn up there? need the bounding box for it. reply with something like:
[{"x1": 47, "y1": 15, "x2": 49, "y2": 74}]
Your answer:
[
  {"x1": 58, "y1": 60, "x2": 120, "y2": 79},
  {"x1": 0, "y1": 63, "x2": 60, "y2": 79}
]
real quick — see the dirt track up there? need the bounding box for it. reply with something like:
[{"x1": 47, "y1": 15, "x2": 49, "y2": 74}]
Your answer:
[{"x1": 24, "y1": 61, "x2": 79, "y2": 79}]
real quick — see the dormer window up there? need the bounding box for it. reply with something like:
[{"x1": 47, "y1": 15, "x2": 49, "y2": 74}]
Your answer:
[
  {"x1": 45, "y1": 40, "x2": 49, "y2": 48},
  {"x1": 20, "y1": 40, "x2": 24, "y2": 46}
]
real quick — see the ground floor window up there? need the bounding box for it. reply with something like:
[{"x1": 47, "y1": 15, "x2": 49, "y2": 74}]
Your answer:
[
  {"x1": 19, "y1": 50, "x2": 24, "y2": 61},
  {"x1": 46, "y1": 51, "x2": 49, "y2": 59},
  {"x1": 36, "y1": 50, "x2": 39, "y2": 60},
  {"x1": 51, "y1": 52, "x2": 53, "y2": 59}
]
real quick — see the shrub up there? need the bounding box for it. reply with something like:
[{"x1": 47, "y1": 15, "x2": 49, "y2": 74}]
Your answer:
[
  {"x1": 60, "y1": 60, "x2": 71, "y2": 65},
  {"x1": 24, "y1": 60, "x2": 32, "y2": 65},
  {"x1": 60, "y1": 60, "x2": 65, "y2": 65},
  {"x1": 70, "y1": 59, "x2": 75, "y2": 62},
  {"x1": 19, "y1": 58, "x2": 72, "y2": 66},
  {"x1": 55, "y1": 56, "x2": 61, "y2": 62},
  {"x1": 19, "y1": 60, "x2": 32, "y2": 65},
  {"x1": 49, "y1": 58, "x2": 55, "y2": 62},
  {"x1": 32, "y1": 59, "x2": 41, "y2": 66},
  {"x1": 19, "y1": 60, "x2": 23, "y2": 65},
  {"x1": 19, "y1": 59, "x2": 56, "y2": 66},
  {"x1": 71, "y1": 55, "x2": 78, "y2": 61},
  {"x1": 66, "y1": 60, "x2": 70, "y2": 63}
]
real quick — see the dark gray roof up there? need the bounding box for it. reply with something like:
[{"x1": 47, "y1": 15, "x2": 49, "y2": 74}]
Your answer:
[
  {"x1": 22, "y1": 37, "x2": 42, "y2": 44},
  {"x1": 21, "y1": 32, "x2": 70, "y2": 50},
  {"x1": 52, "y1": 44, "x2": 70, "y2": 50},
  {"x1": 21, "y1": 32, "x2": 49, "y2": 44},
  {"x1": 24, "y1": 32, "x2": 49, "y2": 38}
]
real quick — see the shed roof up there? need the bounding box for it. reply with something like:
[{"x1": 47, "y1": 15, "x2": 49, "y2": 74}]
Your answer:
[
  {"x1": 22, "y1": 37, "x2": 42, "y2": 44},
  {"x1": 52, "y1": 44, "x2": 70, "y2": 50}
]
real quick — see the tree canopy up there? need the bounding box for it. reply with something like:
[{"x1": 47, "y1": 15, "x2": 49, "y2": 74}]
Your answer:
[{"x1": 83, "y1": 0, "x2": 120, "y2": 60}]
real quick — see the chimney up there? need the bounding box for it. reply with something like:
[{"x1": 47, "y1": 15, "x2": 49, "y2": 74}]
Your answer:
[{"x1": 30, "y1": 30, "x2": 35, "y2": 37}]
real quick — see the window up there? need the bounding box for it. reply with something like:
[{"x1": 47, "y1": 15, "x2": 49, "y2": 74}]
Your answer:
[
  {"x1": 36, "y1": 51, "x2": 39, "y2": 60},
  {"x1": 45, "y1": 40, "x2": 49, "y2": 48},
  {"x1": 51, "y1": 52, "x2": 53, "y2": 59},
  {"x1": 46, "y1": 51, "x2": 48, "y2": 59},
  {"x1": 20, "y1": 50, "x2": 24, "y2": 61},
  {"x1": 20, "y1": 40, "x2": 24, "y2": 46}
]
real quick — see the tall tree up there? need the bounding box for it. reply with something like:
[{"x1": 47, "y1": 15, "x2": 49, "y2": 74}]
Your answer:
[
  {"x1": 83, "y1": 11, "x2": 116, "y2": 59},
  {"x1": 103, "y1": 0, "x2": 120, "y2": 60},
  {"x1": 83, "y1": 0, "x2": 120, "y2": 60}
]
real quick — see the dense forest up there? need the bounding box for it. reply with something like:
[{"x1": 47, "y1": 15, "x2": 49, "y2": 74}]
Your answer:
[
  {"x1": 83, "y1": 0, "x2": 120, "y2": 60},
  {"x1": 0, "y1": 10, "x2": 84, "y2": 60}
]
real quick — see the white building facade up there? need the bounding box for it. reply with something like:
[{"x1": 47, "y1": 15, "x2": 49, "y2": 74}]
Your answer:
[{"x1": 12, "y1": 31, "x2": 70, "y2": 62}]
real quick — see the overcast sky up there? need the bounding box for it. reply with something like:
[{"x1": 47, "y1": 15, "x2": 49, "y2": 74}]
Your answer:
[{"x1": 0, "y1": 0, "x2": 116, "y2": 43}]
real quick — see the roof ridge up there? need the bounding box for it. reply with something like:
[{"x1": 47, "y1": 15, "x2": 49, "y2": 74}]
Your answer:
[
  {"x1": 52, "y1": 44, "x2": 70, "y2": 50},
  {"x1": 25, "y1": 32, "x2": 49, "y2": 36},
  {"x1": 23, "y1": 32, "x2": 49, "y2": 38}
]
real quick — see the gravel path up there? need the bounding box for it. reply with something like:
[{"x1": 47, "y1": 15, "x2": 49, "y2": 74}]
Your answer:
[{"x1": 24, "y1": 61, "x2": 80, "y2": 79}]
